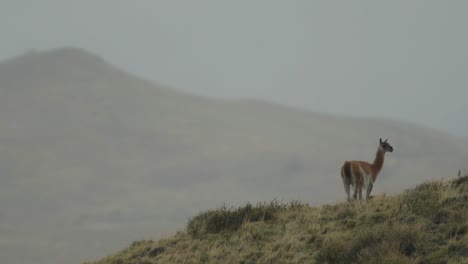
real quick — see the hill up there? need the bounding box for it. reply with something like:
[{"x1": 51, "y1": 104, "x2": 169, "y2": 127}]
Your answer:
[
  {"x1": 0, "y1": 48, "x2": 466, "y2": 263},
  {"x1": 86, "y1": 175, "x2": 468, "y2": 263}
]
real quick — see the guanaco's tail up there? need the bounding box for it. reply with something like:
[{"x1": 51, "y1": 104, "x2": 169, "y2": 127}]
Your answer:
[{"x1": 341, "y1": 161, "x2": 352, "y2": 181}]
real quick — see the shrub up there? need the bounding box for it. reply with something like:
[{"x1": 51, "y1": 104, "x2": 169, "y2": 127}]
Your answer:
[
  {"x1": 402, "y1": 182, "x2": 441, "y2": 218},
  {"x1": 317, "y1": 224, "x2": 421, "y2": 263},
  {"x1": 448, "y1": 241, "x2": 468, "y2": 257},
  {"x1": 315, "y1": 236, "x2": 351, "y2": 263},
  {"x1": 452, "y1": 175, "x2": 468, "y2": 188},
  {"x1": 187, "y1": 200, "x2": 305, "y2": 237}
]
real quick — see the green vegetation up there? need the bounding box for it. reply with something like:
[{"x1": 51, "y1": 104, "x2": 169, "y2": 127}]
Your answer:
[
  {"x1": 187, "y1": 200, "x2": 306, "y2": 237},
  {"x1": 86, "y1": 175, "x2": 468, "y2": 264}
]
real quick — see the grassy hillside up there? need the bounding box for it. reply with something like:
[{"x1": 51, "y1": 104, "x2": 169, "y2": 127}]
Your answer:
[{"x1": 87, "y1": 175, "x2": 468, "y2": 264}]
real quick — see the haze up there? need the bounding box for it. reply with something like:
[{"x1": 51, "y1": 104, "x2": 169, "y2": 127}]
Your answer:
[
  {"x1": 1, "y1": 0, "x2": 467, "y2": 136},
  {"x1": 1, "y1": 1, "x2": 468, "y2": 264}
]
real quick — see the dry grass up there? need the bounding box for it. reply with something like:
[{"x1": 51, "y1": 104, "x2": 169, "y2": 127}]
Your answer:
[{"x1": 86, "y1": 175, "x2": 468, "y2": 264}]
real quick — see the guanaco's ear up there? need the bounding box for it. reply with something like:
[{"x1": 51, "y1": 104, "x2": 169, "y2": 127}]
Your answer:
[
  {"x1": 384, "y1": 138, "x2": 388, "y2": 143},
  {"x1": 380, "y1": 138, "x2": 382, "y2": 144}
]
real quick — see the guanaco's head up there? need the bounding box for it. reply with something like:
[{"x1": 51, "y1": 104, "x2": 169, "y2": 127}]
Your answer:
[{"x1": 379, "y1": 138, "x2": 393, "y2": 153}]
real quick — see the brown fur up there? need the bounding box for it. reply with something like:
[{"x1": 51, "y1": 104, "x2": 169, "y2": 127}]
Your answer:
[{"x1": 341, "y1": 139, "x2": 393, "y2": 201}]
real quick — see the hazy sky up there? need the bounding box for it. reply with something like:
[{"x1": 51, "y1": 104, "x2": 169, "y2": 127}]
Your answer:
[{"x1": 1, "y1": 0, "x2": 467, "y2": 136}]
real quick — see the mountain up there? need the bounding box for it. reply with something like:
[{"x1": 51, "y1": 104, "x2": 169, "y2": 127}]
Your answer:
[
  {"x1": 0, "y1": 48, "x2": 466, "y2": 264},
  {"x1": 86, "y1": 175, "x2": 468, "y2": 264}
]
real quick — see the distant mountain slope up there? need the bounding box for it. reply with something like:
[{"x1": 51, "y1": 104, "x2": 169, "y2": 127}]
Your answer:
[{"x1": 0, "y1": 48, "x2": 466, "y2": 264}]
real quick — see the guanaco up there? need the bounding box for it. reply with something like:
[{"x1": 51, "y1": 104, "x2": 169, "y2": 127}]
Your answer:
[{"x1": 341, "y1": 138, "x2": 393, "y2": 201}]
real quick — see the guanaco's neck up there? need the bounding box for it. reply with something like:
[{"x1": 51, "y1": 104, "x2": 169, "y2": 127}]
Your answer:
[{"x1": 372, "y1": 146, "x2": 386, "y2": 177}]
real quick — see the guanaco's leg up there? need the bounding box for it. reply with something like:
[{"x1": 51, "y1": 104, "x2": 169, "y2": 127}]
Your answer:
[
  {"x1": 365, "y1": 183, "x2": 373, "y2": 200},
  {"x1": 358, "y1": 184, "x2": 363, "y2": 201},
  {"x1": 342, "y1": 176, "x2": 351, "y2": 202},
  {"x1": 352, "y1": 184, "x2": 358, "y2": 200}
]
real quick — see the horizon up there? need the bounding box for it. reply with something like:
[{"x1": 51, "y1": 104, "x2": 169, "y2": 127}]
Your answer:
[
  {"x1": 1, "y1": 1, "x2": 467, "y2": 136},
  {"x1": 1, "y1": 46, "x2": 465, "y2": 139}
]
